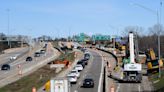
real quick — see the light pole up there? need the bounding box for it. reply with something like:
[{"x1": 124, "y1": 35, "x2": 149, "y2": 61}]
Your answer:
[
  {"x1": 6, "y1": 9, "x2": 11, "y2": 48},
  {"x1": 131, "y1": 2, "x2": 162, "y2": 78}
]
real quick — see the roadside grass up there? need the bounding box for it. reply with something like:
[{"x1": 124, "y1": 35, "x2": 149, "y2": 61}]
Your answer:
[
  {"x1": 149, "y1": 69, "x2": 164, "y2": 91},
  {"x1": 0, "y1": 52, "x2": 75, "y2": 92}
]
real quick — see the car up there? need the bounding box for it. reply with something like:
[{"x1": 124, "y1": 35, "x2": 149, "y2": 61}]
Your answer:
[
  {"x1": 26, "y1": 56, "x2": 32, "y2": 61},
  {"x1": 10, "y1": 55, "x2": 18, "y2": 61},
  {"x1": 74, "y1": 64, "x2": 83, "y2": 72},
  {"x1": 77, "y1": 60, "x2": 85, "y2": 68},
  {"x1": 67, "y1": 75, "x2": 77, "y2": 84},
  {"x1": 40, "y1": 49, "x2": 46, "y2": 54},
  {"x1": 34, "y1": 52, "x2": 40, "y2": 57},
  {"x1": 1, "y1": 64, "x2": 10, "y2": 70},
  {"x1": 81, "y1": 58, "x2": 89, "y2": 65},
  {"x1": 70, "y1": 69, "x2": 80, "y2": 78},
  {"x1": 82, "y1": 78, "x2": 94, "y2": 88},
  {"x1": 84, "y1": 53, "x2": 90, "y2": 60}
]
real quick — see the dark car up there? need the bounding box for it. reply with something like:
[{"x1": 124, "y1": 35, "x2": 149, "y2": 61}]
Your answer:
[
  {"x1": 26, "y1": 56, "x2": 32, "y2": 61},
  {"x1": 84, "y1": 53, "x2": 90, "y2": 60},
  {"x1": 81, "y1": 58, "x2": 88, "y2": 65},
  {"x1": 77, "y1": 60, "x2": 85, "y2": 68},
  {"x1": 1, "y1": 64, "x2": 10, "y2": 70},
  {"x1": 82, "y1": 78, "x2": 94, "y2": 88},
  {"x1": 40, "y1": 49, "x2": 46, "y2": 54},
  {"x1": 34, "y1": 52, "x2": 40, "y2": 57}
]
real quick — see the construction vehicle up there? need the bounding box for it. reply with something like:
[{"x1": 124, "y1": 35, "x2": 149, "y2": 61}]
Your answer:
[
  {"x1": 44, "y1": 78, "x2": 70, "y2": 92},
  {"x1": 122, "y1": 32, "x2": 142, "y2": 82},
  {"x1": 146, "y1": 48, "x2": 163, "y2": 74}
]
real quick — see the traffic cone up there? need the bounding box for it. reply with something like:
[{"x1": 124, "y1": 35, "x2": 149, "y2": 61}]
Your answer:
[
  {"x1": 18, "y1": 70, "x2": 22, "y2": 75},
  {"x1": 17, "y1": 64, "x2": 21, "y2": 69},
  {"x1": 32, "y1": 87, "x2": 36, "y2": 92},
  {"x1": 110, "y1": 84, "x2": 115, "y2": 92}
]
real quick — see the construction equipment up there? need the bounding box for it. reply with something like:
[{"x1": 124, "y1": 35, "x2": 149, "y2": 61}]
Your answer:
[
  {"x1": 146, "y1": 48, "x2": 163, "y2": 74},
  {"x1": 123, "y1": 32, "x2": 142, "y2": 82},
  {"x1": 44, "y1": 78, "x2": 70, "y2": 92}
]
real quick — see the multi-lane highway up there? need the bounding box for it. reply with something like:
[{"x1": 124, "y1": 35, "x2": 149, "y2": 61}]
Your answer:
[
  {"x1": 70, "y1": 50, "x2": 103, "y2": 92},
  {"x1": 0, "y1": 42, "x2": 60, "y2": 88},
  {"x1": 0, "y1": 47, "x2": 29, "y2": 65}
]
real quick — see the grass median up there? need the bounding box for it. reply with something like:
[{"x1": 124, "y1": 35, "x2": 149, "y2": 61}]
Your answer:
[
  {"x1": 0, "y1": 52, "x2": 75, "y2": 92},
  {"x1": 149, "y1": 69, "x2": 164, "y2": 91}
]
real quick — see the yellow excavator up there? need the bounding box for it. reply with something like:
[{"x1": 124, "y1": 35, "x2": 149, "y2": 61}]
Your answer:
[{"x1": 146, "y1": 48, "x2": 163, "y2": 74}]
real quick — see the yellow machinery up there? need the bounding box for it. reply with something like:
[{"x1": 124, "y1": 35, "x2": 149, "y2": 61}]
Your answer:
[{"x1": 147, "y1": 48, "x2": 163, "y2": 74}]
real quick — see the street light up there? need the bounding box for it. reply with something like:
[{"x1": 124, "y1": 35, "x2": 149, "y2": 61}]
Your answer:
[
  {"x1": 131, "y1": 2, "x2": 162, "y2": 78},
  {"x1": 6, "y1": 9, "x2": 11, "y2": 48}
]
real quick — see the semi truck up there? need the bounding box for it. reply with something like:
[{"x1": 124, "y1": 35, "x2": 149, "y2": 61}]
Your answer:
[{"x1": 122, "y1": 32, "x2": 142, "y2": 82}]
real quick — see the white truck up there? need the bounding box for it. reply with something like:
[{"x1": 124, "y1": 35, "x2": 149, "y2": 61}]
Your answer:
[
  {"x1": 50, "y1": 78, "x2": 70, "y2": 92},
  {"x1": 123, "y1": 32, "x2": 142, "y2": 82}
]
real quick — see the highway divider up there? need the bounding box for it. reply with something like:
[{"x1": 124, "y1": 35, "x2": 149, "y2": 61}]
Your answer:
[{"x1": 96, "y1": 48, "x2": 118, "y2": 64}]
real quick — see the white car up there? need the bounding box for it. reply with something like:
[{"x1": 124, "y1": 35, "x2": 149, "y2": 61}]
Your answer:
[
  {"x1": 67, "y1": 75, "x2": 77, "y2": 84},
  {"x1": 74, "y1": 64, "x2": 83, "y2": 72},
  {"x1": 70, "y1": 69, "x2": 80, "y2": 78},
  {"x1": 10, "y1": 55, "x2": 18, "y2": 61}
]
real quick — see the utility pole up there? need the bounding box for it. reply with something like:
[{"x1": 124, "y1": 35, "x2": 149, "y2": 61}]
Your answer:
[{"x1": 7, "y1": 9, "x2": 11, "y2": 48}]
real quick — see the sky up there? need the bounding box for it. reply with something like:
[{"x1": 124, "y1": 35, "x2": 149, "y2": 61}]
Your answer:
[{"x1": 0, "y1": 0, "x2": 163, "y2": 38}]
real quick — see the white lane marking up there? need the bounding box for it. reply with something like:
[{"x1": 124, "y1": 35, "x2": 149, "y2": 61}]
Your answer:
[
  {"x1": 116, "y1": 84, "x2": 120, "y2": 92},
  {"x1": 97, "y1": 51, "x2": 104, "y2": 92},
  {"x1": 138, "y1": 84, "x2": 141, "y2": 92}
]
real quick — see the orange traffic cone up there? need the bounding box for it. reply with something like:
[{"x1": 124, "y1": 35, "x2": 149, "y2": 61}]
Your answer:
[
  {"x1": 18, "y1": 70, "x2": 22, "y2": 75},
  {"x1": 32, "y1": 87, "x2": 36, "y2": 92},
  {"x1": 110, "y1": 84, "x2": 115, "y2": 92}
]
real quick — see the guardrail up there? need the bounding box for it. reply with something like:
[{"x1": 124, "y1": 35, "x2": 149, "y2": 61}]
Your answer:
[{"x1": 96, "y1": 48, "x2": 118, "y2": 64}]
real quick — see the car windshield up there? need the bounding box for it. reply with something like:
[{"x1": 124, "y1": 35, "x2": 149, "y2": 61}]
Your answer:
[
  {"x1": 84, "y1": 79, "x2": 93, "y2": 82},
  {"x1": 71, "y1": 71, "x2": 76, "y2": 73}
]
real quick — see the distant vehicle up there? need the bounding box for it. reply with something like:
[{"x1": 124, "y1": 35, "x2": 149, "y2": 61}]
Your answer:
[
  {"x1": 70, "y1": 69, "x2": 80, "y2": 78},
  {"x1": 81, "y1": 58, "x2": 89, "y2": 65},
  {"x1": 43, "y1": 44, "x2": 47, "y2": 48},
  {"x1": 1, "y1": 64, "x2": 10, "y2": 70},
  {"x1": 74, "y1": 64, "x2": 83, "y2": 72},
  {"x1": 77, "y1": 60, "x2": 85, "y2": 68},
  {"x1": 34, "y1": 52, "x2": 40, "y2": 57},
  {"x1": 40, "y1": 49, "x2": 46, "y2": 54},
  {"x1": 10, "y1": 55, "x2": 18, "y2": 61},
  {"x1": 82, "y1": 78, "x2": 94, "y2": 88},
  {"x1": 84, "y1": 53, "x2": 90, "y2": 60},
  {"x1": 67, "y1": 75, "x2": 77, "y2": 84},
  {"x1": 26, "y1": 56, "x2": 32, "y2": 62}
]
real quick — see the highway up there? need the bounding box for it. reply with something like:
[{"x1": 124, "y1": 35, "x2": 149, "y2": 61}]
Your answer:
[
  {"x1": 0, "y1": 42, "x2": 60, "y2": 88},
  {"x1": 0, "y1": 47, "x2": 29, "y2": 65},
  {"x1": 71, "y1": 50, "x2": 103, "y2": 92}
]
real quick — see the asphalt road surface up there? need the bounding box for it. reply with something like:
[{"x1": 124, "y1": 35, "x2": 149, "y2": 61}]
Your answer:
[
  {"x1": 0, "y1": 42, "x2": 60, "y2": 88},
  {"x1": 71, "y1": 50, "x2": 103, "y2": 92},
  {"x1": 0, "y1": 47, "x2": 29, "y2": 65}
]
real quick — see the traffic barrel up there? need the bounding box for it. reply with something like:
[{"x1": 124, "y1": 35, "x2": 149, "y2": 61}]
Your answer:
[
  {"x1": 17, "y1": 64, "x2": 21, "y2": 68},
  {"x1": 18, "y1": 70, "x2": 22, "y2": 75},
  {"x1": 32, "y1": 87, "x2": 36, "y2": 92},
  {"x1": 110, "y1": 84, "x2": 115, "y2": 92}
]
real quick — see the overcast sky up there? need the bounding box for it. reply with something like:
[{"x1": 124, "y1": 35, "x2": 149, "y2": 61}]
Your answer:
[{"x1": 0, "y1": 0, "x2": 163, "y2": 38}]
